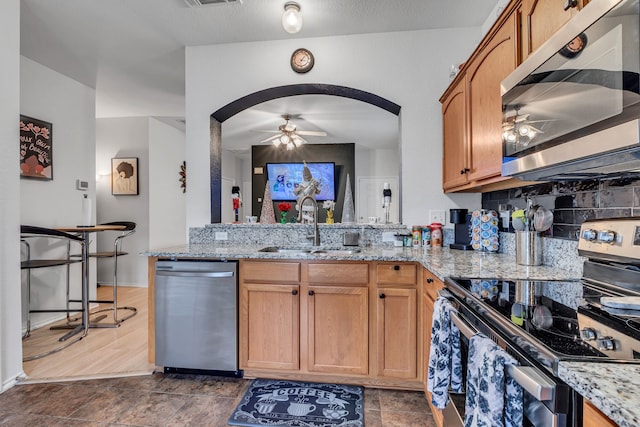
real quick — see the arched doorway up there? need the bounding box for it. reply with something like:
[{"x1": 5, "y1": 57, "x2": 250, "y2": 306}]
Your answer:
[{"x1": 208, "y1": 84, "x2": 401, "y2": 223}]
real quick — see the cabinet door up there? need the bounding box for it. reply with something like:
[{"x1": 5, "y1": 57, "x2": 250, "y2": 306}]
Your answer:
[
  {"x1": 442, "y1": 77, "x2": 469, "y2": 191},
  {"x1": 466, "y1": 10, "x2": 517, "y2": 183},
  {"x1": 584, "y1": 400, "x2": 617, "y2": 427},
  {"x1": 240, "y1": 283, "x2": 300, "y2": 370},
  {"x1": 307, "y1": 285, "x2": 369, "y2": 375},
  {"x1": 521, "y1": 0, "x2": 585, "y2": 61},
  {"x1": 423, "y1": 269, "x2": 445, "y2": 427},
  {"x1": 377, "y1": 287, "x2": 417, "y2": 379}
]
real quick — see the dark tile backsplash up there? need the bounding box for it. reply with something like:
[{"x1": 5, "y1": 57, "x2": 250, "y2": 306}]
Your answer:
[{"x1": 482, "y1": 177, "x2": 640, "y2": 240}]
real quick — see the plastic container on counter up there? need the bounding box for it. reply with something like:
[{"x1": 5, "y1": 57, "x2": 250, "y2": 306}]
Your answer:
[
  {"x1": 422, "y1": 226, "x2": 432, "y2": 247},
  {"x1": 430, "y1": 223, "x2": 443, "y2": 247},
  {"x1": 412, "y1": 226, "x2": 422, "y2": 247}
]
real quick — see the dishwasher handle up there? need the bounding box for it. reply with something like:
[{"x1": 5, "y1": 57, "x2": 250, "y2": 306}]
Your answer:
[{"x1": 155, "y1": 269, "x2": 235, "y2": 278}]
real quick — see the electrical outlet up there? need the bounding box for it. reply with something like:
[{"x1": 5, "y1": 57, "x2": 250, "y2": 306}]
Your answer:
[
  {"x1": 429, "y1": 209, "x2": 446, "y2": 225},
  {"x1": 214, "y1": 231, "x2": 228, "y2": 241}
]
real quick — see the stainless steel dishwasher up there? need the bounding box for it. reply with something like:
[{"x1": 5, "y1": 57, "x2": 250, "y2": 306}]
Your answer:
[{"x1": 154, "y1": 260, "x2": 241, "y2": 376}]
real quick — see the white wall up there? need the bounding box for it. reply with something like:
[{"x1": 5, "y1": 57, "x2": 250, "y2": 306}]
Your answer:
[
  {"x1": 96, "y1": 117, "x2": 151, "y2": 287},
  {"x1": 149, "y1": 117, "x2": 187, "y2": 249},
  {"x1": 0, "y1": 0, "x2": 23, "y2": 390},
  {"x1": 185, "y1": 29, "x2": 482, "y2": 230},
  {"x1": 20, "y1": 57, "x2": 97, "y2": 330}
]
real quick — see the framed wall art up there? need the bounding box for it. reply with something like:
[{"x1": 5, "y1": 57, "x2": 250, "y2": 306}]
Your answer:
[
  {"x1": 20, "y1": 115, "x2": 53, "y2": 180},
  {"x1": 111, "y1": 157, "x2": 139, "y2": 195}
]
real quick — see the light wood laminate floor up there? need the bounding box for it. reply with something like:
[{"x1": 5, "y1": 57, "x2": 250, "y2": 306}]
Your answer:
[{"x1": 22, "y1": 286, "x2": 155, "y2": 381}]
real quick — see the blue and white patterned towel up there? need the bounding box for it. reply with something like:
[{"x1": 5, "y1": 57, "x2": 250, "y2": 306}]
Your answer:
[
  {"x1": 464, "y1": 334, "x2": 523, "y2": 427},
  {"x1": 427, "y1": 296, "x2": 463, "y2": 409}
]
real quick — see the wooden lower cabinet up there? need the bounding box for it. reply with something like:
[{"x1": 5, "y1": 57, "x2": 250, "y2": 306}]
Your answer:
[
  {"x1": 239, "y1": 259, "x2": 422, "y2": 389},
  {"x1": 422, "y1": 267, "x2": 445, "y2": 427},
  {"x1": 240, "y1": 283, "x2": 300, "y2": 370},
  {"x1": 376, "y1": 286, "x2": 417, "y2": 379},
  {"x1": 583, "y1": 400, "x2": 617, "y2": 427},
  {"x1": 307, "y1": 285, "x2": 368, "y2": 375}
]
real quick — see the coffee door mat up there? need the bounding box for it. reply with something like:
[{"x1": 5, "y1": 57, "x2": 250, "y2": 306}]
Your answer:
[{"x1": 228, "y1": 378, "x2": 364, "y2": 427}]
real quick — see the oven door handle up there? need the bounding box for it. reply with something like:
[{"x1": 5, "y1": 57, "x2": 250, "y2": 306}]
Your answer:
[{"x1": 450, "y1": 312, "x2": 555, "y2": 402}]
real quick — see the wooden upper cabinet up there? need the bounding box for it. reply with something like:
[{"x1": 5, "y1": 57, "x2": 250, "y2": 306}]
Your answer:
[
  {"x1": 442, "y1": 77, "x2": 469, "y2": 191},
  {"x1": 466, "y1": 10, "x2": 518, "y2": 184},
  {"x1": 521, "y1": 0, "x2": 590, "y2": 61}
]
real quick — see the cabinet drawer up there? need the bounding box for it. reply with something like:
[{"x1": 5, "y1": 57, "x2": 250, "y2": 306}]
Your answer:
[
  {"x1": 376, "y1": 263, "x2": 417, "y2": 285},
  {"x1": 308, "y1": 263, "x2": 369, "y2": 285},
  {"x1": 423, "y1": 272, "x2": 443, "y2": 302},
  {"x1": 241, "y1": 261, "x2": 300, "y2": 283}
]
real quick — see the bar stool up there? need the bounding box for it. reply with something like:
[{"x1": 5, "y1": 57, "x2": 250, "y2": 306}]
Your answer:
[
  {"x1": 20, "y1": 225, "x2": 86, "y2": 361},
  {"x1": 69, "y1": 221, "x2": 137, "y2": 327}
]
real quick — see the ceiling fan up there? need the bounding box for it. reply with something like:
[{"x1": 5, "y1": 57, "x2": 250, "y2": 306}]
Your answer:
[{"x1": 259, "y1": 114, "x2": 327, "y2": 150}]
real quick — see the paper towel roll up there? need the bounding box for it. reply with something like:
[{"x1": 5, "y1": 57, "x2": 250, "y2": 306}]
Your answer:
[{"x1": 82, "y1": 195, "x2": 92, "y2": 226}]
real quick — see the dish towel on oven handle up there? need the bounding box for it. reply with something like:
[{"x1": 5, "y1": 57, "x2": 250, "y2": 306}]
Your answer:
[
  {"x1": 427, "y1": 296, "x2": 463, "y2": 409},
  {"x1": 464, "y1": 333, "x2": 523, "y2": 427}
]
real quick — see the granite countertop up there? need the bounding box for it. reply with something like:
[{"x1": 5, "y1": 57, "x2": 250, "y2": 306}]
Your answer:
[
  {"x1": 558, "y1": 362, "x2": 640, "y2": 427},
  {"x1": 144, "y1": 243, "x2": 633, "y2": 425},
  {"x1": 144, "y1": 244, "x2": 580, "y2": 282}
]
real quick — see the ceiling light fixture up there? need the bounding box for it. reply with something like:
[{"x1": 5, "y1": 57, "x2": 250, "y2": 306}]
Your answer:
[{"x1": 282, "y1": 2, "x2": 303, "y2": 34}]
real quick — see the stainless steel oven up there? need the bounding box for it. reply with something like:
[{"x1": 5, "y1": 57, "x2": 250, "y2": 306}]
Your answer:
[
  {"x1": 440, "y1": 283, "x2": 577, "y2": 427},
  {"x1": 441, "y1": 217, "x2": 640, "y2": 427}
]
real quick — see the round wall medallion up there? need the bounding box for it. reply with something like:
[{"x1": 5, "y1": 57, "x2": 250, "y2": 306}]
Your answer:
[{"x1": 290, "y1": 48, "x2": 314, "y2": 73}]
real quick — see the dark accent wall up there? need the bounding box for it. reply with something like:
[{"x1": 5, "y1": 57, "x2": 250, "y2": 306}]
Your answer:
[
  {"x1": 210, "y1": 119, "x2": 222, "y2": 223},
  {"x1": 482, "y1": 177, "x2": 640, "y2": 240},
  {"x1": 251, "y1": 143, "x2": 355, "y2": 223}
]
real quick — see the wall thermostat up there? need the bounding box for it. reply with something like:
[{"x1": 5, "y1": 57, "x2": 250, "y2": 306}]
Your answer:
[{"x1": 76, "y1": 179, "x2": 89, "y2": 191}]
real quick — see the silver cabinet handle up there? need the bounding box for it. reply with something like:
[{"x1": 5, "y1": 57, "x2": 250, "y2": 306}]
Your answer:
[
  {"x1": 449, "y1": 312, "x2": 555, "y2": 402},
  {"x1": 155, "y1": 270, "x2": 234, "y2": 278}
]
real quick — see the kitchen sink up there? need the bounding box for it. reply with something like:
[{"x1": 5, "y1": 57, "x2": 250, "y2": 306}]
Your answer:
[
  {"x1": 259, "y1": 246, "x2": 361, "y2": 256},
  {"x1": 311, "y1": 248, "x2": 361, "y2": 256},
  {"x1": 259, "y1": 246, "x2": 312, "y2": 254}
]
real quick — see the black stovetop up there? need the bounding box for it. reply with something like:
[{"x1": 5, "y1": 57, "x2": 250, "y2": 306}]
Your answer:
[{"x1": 450, "y1": 278, "x2": 608, "y2": 359}]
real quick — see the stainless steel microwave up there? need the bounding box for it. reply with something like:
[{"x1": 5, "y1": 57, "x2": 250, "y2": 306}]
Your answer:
[{"x1": 501, "y1": 0, "x2": 640, "y2": 181}]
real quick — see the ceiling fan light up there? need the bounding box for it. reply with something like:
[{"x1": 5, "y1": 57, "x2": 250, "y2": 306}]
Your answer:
[
  {"x1": 272, "y1": 139, "x2": 281, "y2": 147},
  {"x1": 293, "y1": 136, "x2": 303, "y2": 147},
  {"x1": 282, "y1": 2, "x2": 303, "y2": 34},
  {"x1": 286, "y1": 142, "x2": 295, "y2": 150},
  {"x1": 280, "y1": 134, "x2": 291, "y2": 145}
]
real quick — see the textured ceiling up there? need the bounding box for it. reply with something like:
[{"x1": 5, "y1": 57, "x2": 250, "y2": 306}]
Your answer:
[{"x1": 20, "y1": 0, "x2": 500, "y2": 149}]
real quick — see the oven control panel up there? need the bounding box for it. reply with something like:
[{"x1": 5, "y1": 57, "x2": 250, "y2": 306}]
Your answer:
[
  {"x1": 578, "y1": 218, "x2": 640, "y2": 261},
  {"x1": 578, "y1": 313, "x2": 640, "y2": 360}
]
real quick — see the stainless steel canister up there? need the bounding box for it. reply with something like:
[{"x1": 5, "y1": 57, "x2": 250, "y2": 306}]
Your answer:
[{"x1": 515, "y1": 231, "x2": 543, "y2": 266}]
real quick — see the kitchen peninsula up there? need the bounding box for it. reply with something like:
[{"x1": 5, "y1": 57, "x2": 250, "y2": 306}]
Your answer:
[{"x1": 145, "y1": 223, "x2": 640, "y2": 427}]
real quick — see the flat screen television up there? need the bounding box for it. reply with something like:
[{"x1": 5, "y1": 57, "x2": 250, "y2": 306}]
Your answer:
[{"x1": 266, "y1": 162, "x2": 336, "y2": 201}]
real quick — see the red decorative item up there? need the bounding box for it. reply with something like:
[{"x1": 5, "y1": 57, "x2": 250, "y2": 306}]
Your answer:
[
  {"x1": 278, "y1": 202, "x2": 292, "y2": 212},
  {"x1": 278, "y1": 202, "x2": 292, "y2": 224}
]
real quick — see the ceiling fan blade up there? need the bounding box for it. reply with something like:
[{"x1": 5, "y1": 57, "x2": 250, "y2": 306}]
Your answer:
[
  {"x1": 260, "y1": 134, "x2": 281, "y2": 143},
  {"x1": 255, "y1": 130, "x2": 280, "y2": 133},
  {"x1": 296, "y1": 130, "x2": 327, "y2": 136},
  {"x1": 293, "y1": 135, "x2": 308, "y2": 146}
]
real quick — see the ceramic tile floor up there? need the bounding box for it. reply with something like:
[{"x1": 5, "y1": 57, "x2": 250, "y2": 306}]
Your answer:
[{"x1": 0, "y1": 373, "x2": 436, "y2": 426}]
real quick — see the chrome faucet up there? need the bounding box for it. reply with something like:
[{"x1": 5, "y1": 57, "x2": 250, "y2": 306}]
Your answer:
[{"x1": 298, "y1": 195, "x2": 320, "y2": 246}]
